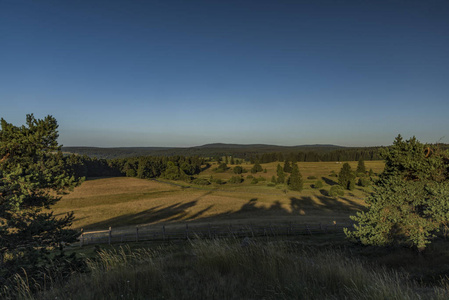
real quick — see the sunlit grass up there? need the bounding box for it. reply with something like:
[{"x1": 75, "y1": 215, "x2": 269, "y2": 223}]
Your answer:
[{"x1": 52, "y1": 161, "x2": 384, "y2": 231}]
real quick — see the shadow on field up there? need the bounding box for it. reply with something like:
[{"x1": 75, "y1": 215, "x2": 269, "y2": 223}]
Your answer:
[
  {"x1": 84, "y1": 191, "x2": 215, "y2": 230},
  {"x1": 321, "y1": 177, "x2": 338, "y2": 186},
  {"x1": 84, "y1": 191, "x2": 365, "y2": 230}
]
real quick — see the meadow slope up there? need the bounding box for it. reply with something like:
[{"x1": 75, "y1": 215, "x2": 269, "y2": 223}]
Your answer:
[{"x1": 54, "y1": 161, "x2": 384, "y2": 231}]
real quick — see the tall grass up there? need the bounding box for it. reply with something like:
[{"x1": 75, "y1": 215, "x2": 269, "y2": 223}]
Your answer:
[{"x1": 8, "y1": 239, "x2": 449, "y2": 300}]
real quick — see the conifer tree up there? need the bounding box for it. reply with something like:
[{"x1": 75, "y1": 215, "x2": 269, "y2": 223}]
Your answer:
[
  {"x1": 356, "y1": 158, "x2": 366, "y2": 175},
  {"x1": 0, "y1": 114, "x2": 84, "y2": 290},
  {"x1": 276, "y1": 164, "x2": 285, "y2": 184},
  {"x1": 288, "y1": 163, "x2": 303, "y2": 191},
  {"x1": 338, "y1": 162, "x2": 355, "y2": 190},
  {"x1": 345, "y1": 135, "x2": 449, "y2": 251},
  {"x1": 283, "y1": 159, "x2": 292, "y2": 173}
]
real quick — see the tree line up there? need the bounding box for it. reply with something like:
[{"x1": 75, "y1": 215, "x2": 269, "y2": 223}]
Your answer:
[
  {"x1": 65, "y1": 154, "x2": 205, "y2": 180},
  {"x1": 249, "y1": 148, "x2": 383, "y2": 164}
]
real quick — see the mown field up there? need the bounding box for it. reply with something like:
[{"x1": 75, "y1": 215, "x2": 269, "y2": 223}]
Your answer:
[{"x1": 54, "y1": 161, "x2": 385, "y2": 231}]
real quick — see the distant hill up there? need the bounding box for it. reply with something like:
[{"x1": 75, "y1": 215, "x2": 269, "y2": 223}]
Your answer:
[{"x1": 62, "y1": 143, "x2": 347, "y2": 159}]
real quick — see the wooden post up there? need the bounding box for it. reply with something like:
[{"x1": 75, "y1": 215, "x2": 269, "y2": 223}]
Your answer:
[
  {"x1": 250, "y1": 224, "x2": 255, "y2": 238},
  {"x1": 185, "y1": 223, "x2": 189, "y2": 240},
  {"x1": 306, "y1": 224, "x2": 312, "y2": 235},
  {"x1": 108, "y1": 227, "x2": 112, "y2": 245},
  {"x1": 80, "y1": 228, "x2": 84, "y2": 247},
  {"x1": 136, "y1": 226, "x2": 139, "y2": 242}
]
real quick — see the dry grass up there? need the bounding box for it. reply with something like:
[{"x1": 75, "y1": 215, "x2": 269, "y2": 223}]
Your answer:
[
  {"x1": 53, "y1": 161, "x2": 384, "y2": 231},
  {"x1": 21, "y1": 239, "x2": 448, "y2": 300}
]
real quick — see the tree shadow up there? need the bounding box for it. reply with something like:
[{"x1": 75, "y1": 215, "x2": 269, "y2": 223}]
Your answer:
[
  {"x1": 321, "y1": 176, "x2": 338, "y2": 186},
  {"x1": 201, "y1": 163, "x2": 212, "y2": 172},
  {"x1": 82, "y1": 191, "x2": 365, "y2": 231},
  {"x1": 319, "y1": 189, "x2": 329, "y2": 196},
  {"x1": 84, "y1": 190, "x2": 217, "y2": 230}
]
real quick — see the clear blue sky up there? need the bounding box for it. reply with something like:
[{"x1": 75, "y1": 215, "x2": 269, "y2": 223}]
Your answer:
[{"x1": 1, "y1": 0, "x2": 448, "y2": 147}]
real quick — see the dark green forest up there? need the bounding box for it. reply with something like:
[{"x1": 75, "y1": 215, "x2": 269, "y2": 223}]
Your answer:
[{"x1": 62, "y1": 143, "x2": 382, "y2": 161}]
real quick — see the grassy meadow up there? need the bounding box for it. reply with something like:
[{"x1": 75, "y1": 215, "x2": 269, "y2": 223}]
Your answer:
[
  {"x1": 54, "y1": 161, "x2": 385, "y2": 231},
  {"x1": 14, "y1": 160, "x2": 449, "y2": 300}
]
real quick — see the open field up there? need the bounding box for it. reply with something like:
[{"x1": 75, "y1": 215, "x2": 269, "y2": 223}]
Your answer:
[{"x1": 54, "y1": 161, "x2": 385, "y2": 231}]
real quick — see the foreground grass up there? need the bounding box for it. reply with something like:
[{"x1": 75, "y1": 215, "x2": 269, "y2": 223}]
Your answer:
[{"x1": 10, "y1": 238, "x2": 447, "y2": 300}]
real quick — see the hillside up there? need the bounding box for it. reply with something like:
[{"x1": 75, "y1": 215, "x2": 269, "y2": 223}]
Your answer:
[{"x1": 62, "y1": 143, "x2": 348, "y2": 159}]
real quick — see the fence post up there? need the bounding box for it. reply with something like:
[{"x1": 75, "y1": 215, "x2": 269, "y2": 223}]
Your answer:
[
  {"x1": 136, "y1": 226, "x2": 139, "y2": 242},
  {"x1": 162, "y1": 225, "x2": 166, "y2": 241},
  {"x1": 250, "y1": 224, "x2": 255, "y2": 238},
  {"x1": 185, "y1": 223, "x2": 189, "y2": 240},
  {"x1": 80, "y1": 228, "x2": 84, "y2": 247},
  {"x1": 306, "y1": 224, "x2": 312, "y2": 235},
  {"x1": 108, "y1": 227, "x2": 112, "y2": 245}
]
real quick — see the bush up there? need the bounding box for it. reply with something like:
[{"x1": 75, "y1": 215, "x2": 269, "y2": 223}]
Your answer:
[
  {"x1": 329, "y1": 171, "x2": 338, "y2": 177},
  {"x1": 329, "y1": 185, "x2": 345, "y2": 197},
  {"x1": 257, "y1": 176, "x2": 266, "y2": 181},
  {"x1": 313, "y1": 180, "x2": 324, "y2": 189},
  {"x1": 251, "y1": 162, "x2": 263, "y2": 173},
  {"x1": 215, "y1": 163, "x2": 228, "y2": 173},
  {"x1": 228, "y1": 176, "x2": 244, "y2": 184},
  {"x1": 210, "y1": 178, "x2": 223, "y2": 185},
  {"x1": 358, "y1": 177, "x2": 371, "y2": 187},
  {"x1": 126, "y1": 169, "x2": 136, "y2": 177},
  {"x1": 251, "y1": 178, "x2": 258, "y2": 184},
  {"x1": 192, "y1": 178, "x2": 210, "y2": 185},
  {"x1": 307, "y1": 176, "x2": 317, "y2": 180},
  {"x1": 233, "y1": 166, "x2": 244, "y2": 174}
]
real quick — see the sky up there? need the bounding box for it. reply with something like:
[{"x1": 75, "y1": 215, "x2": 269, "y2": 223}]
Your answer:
[{"x1": 1, "y1": 0, "x2": 448, "y2": 147}]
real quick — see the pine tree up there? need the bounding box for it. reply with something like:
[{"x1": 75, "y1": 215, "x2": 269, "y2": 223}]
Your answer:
[
  {"x1": 276, "y1": 164, "x2": 285, "y2": 184},
  {"x1": 0, "y1": 114, "x2": 84, "y2": 291},
  {"x1": 345, "y1": 135, "x2": 449, "y2": 251},
  {"x1": 338, "y1": 163, "x2": 355, "y2": 190},
  {"x1": 356, "y1": 158, "x2": 366, "y2": 175},
  {"x1": 283, "y1": 159, "x2": 292, "y2": 173},
  {"x1": 288, "y1": 163, "x2": 303, "y2": 191}
]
